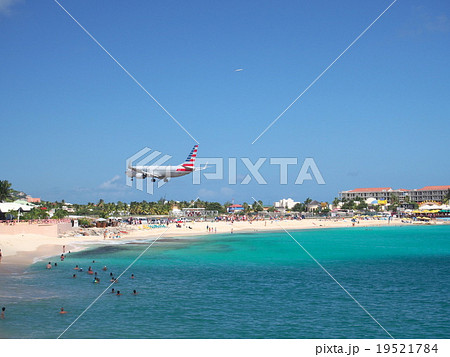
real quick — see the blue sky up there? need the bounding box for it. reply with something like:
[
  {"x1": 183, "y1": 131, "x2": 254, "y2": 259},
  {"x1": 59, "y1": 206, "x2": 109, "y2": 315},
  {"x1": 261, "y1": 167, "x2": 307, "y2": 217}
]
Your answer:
[{"x1": 1, "y1": 0, "x2": 449, "y2": 205}]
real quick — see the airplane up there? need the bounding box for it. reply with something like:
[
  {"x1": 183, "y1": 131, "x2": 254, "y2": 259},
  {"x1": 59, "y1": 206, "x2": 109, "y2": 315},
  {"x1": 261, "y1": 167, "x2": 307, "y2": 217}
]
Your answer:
[{"x1": 126, "y1": 145, "x2": 206, "y2": 182}]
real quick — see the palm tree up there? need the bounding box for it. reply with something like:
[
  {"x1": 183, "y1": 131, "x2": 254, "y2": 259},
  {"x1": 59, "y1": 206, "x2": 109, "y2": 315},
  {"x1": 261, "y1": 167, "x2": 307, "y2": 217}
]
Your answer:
[
  {"x1": 443, "y1": 190, "x2": 450, "y2": 205},
  {"x1": 0, "y1": 180, "x2": 13, "y2": 202}
]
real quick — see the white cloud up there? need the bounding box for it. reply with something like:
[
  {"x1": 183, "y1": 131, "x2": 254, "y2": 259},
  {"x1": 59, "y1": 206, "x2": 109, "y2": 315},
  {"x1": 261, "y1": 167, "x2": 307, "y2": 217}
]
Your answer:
[
  {"x1": 99, "y1": 175, "x2": 123, "y2": 190},
  {"x1": 0, "y1": 0, "x2": 22, "y2": 16}
]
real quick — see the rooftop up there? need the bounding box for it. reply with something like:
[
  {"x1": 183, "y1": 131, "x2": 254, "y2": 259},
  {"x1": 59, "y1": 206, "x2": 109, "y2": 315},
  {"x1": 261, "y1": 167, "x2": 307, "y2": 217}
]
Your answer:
[
  {"x1": 418, "y1": 185, "x2": 450, "y2": 191},
  {"x1": 346, "y1": 187, "x2": 392, "y2": 193}
]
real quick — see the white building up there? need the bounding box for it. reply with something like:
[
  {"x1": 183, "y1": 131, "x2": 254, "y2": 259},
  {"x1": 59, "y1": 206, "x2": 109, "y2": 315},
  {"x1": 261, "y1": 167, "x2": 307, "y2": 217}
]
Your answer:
[{"x1": 274, "y1": 198, "x2": 299, "y2": 210}]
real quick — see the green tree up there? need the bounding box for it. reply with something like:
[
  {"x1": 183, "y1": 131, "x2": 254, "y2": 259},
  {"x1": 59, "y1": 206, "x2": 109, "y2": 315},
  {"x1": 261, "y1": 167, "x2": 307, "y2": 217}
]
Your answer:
[
  {"x1": 252, "y1": 200, "x2": 263, "y2": 212},
  {"x1": 53, "y1": 209, "x2": 69, "y2": 219},
  {"x1": 292, "y1": 203, "x2": 305, "y2": 212},
  {"x1": 22, "y1": 208, "x2": 49, "y2": 220},
  {"x1": 443, "y1": 190, "x2": 450, "y2": 205},
  {"x1": 0, "y1": 180, "x2": 13, "y2": 202},
  {"x1": 341, "y1": 200, "x2": 355, "y2": 210},
  {"x1": 356, "y1": 201, "x2": 368, "y2": 210}
]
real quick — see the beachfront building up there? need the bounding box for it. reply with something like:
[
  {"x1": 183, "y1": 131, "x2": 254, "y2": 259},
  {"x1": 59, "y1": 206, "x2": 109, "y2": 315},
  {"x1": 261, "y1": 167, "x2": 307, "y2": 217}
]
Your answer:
[
  {"x1": 227, "y1": 204, "x2": 244, "y2": 213},
  {"x1": 408, "y1": 185, "x2": 450, "y2": 203},
  {"x1": 339, "y1": 187, "x2": 410, "y2": 203},
  {"x1": 170, "y1": 207, "x2": 218, "y2": 218},
  {"x1": 306, "y1": 200, "x2": 322, "y2": 212},
  {"x1": 0, "y1": 202, "x2": 33, "y2": 220},
  {"x1": 340, "y1": 185, "x2": 450, "y2": 204},
  {"x1": 273, "y1": 198, "x2": 300, "y2": 210}
]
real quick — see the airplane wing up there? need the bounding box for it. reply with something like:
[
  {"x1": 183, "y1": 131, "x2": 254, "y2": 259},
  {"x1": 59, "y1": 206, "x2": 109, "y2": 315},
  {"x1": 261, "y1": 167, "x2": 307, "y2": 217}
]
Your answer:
[{"x1": 129, "y1": 166, "x2": 164, "y2": 179}]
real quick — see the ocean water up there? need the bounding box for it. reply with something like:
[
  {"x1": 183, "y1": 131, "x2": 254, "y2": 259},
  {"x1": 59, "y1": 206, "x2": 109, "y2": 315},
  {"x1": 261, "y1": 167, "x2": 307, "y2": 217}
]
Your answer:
[{"x1": 0, "y1": 225, "x2": 449, "y2": 339}]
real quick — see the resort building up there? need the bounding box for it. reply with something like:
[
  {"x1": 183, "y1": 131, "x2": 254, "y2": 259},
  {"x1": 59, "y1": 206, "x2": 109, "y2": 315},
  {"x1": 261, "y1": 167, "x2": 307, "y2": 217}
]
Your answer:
[
  {"x1": 339, "y1": 185, "x2": 450, "y2": 204},
  {"x1": 408, "y1": 185, "x2": 450, "y2": 203},
  {"x1": 273, "y1": 198, "x2": 300, "y2": 210}
]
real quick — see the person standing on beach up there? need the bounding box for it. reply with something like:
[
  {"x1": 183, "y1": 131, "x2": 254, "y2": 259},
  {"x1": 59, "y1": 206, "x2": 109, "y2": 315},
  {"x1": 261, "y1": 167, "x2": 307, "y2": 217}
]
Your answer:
[
  {"x1": 62, "y1": 245, "x2": 66, "y2": 254},
  {"x1": 1, "y1": 307, "x2": 5, "y2": 319},
  {"x1": 0, "y1": 248, "x2": 2, "y2": 261}
]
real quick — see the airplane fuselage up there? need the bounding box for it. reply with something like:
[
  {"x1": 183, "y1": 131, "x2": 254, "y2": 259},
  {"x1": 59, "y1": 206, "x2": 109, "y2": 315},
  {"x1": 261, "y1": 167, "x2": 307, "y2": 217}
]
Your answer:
[
  {"x1": 126, "y1": 165, "x2": 192, "y2": 180},
  {"x1": 126, "y1": 144, "x2": 201, "y2": 182}
]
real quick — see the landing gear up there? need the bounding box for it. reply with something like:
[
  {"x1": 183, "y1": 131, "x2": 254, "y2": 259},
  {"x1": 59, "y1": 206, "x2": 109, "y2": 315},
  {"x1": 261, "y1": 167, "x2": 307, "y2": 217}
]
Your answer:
[
  {"x1": 143, "y1": 174, "x2": 147, "y2": 179},
  {"x1": 151, "y1": 178, "x2": 156, "y2": 182}
]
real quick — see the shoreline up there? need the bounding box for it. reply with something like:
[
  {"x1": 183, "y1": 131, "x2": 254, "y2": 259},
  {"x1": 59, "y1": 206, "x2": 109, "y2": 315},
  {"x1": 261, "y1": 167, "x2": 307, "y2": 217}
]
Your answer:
[{"x1": 0, "y1": 218, "x2": 447, "y2": 271}]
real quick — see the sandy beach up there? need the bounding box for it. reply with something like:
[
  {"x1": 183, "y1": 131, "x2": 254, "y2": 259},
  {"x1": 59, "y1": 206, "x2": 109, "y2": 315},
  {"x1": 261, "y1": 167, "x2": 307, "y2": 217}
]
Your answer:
[{"x1": 0, "y1": 218, "x2": 445, "y2": 269}]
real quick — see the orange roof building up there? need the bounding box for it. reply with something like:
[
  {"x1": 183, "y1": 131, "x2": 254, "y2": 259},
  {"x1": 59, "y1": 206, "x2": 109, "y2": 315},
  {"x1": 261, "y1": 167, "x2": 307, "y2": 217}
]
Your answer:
[{"x1": 340, "y1": 185, "x2": 450, "y2": 203}]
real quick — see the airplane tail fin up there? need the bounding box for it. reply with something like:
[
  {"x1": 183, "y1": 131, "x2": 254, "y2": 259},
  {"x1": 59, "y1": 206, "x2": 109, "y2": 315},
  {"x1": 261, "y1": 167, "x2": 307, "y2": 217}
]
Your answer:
[{"x1": 181, "y1": 145, "x2": 198, "y2": 170}]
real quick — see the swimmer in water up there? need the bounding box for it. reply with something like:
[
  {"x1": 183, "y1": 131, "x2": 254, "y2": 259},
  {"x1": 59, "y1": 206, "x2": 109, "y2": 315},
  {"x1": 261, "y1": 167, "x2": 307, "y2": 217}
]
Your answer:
[
  {"x1": 74, "y1": 265, "x2": 79, "y2": 270},
  {"x1": 54, "y1": 262, "x2": 58, "y2": 267},
  {"x1": 59, "y1": 307, "x2": 67, "y2": 314},
  {"x1": 79, "y1": 268, "x2": 83, "y2": 272},
  {"x1": 72, "y1": 274, "x2": 76, "y2": 278},
  {"x1": 109, "y1": 272, "x2": 113, "y2": 277},
  {"x1": 46, "y1": 262, "x2": 52, "y2": 269},
  {"x1": 1, "y1": 307, "x2": 5, "y2": 319},
  {"x1": 111, "y1": 288, "x2": 115, "y2": 294},
  {"x1": 102, "y1": 266, "x2": 107, "y2": 271},
  {"x1": 131, "y1": 274, "x2": 135, "y2": 279},
  {"x1": 92, "y1": 260, "x2": 96, "y2": 263},
  {"x1": 110, "y1": 277, "x2": 115, "y2": 282},
  {"x1": 133, "y1": 290, "x2": 138, "y2": 295},
  {"x1": 116, "y1": 290, "x2": 122, "y2": 296}
]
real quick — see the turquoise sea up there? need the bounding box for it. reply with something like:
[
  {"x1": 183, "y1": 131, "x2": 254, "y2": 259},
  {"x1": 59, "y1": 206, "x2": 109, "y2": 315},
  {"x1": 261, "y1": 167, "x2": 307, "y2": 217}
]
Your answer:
[{"x1": 0, "y1": 225, "x2": 449, "y2": 339}]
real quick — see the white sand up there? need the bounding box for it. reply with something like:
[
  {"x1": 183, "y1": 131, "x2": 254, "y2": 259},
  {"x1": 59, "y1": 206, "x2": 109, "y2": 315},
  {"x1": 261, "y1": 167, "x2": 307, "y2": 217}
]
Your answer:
[{"x1": 0, "y1": 218, "x2": 443, "y2": 267}]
